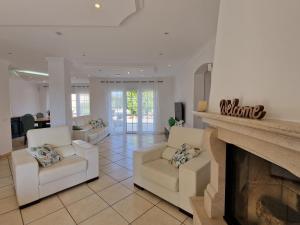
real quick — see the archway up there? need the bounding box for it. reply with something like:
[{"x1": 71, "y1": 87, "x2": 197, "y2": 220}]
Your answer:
[{"x1": 193, "y1": 63, "x2": 212, "y2": 128}]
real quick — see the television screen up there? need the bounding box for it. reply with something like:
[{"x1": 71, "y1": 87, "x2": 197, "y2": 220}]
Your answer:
[{"x1": 175, "y1": 102, "x2": 185, "y2": 122}]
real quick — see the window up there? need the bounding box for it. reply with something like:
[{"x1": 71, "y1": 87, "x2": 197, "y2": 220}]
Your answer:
[{"x1": 71, "y1": 93, "x2": 90, "y2": 117}]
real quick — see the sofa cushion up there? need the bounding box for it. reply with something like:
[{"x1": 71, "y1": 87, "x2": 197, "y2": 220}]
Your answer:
[
  {"x1": 39, "y1": 155, "x2": 87, "y2": 185},
  {"x1": 168, "y1": 127, "x2": 203, "y2": 149},
  {"x1": 55, "y1": 145, "x2": 75, "y2": 157},
  {"x1": 141, "y1": 159, "x2": 179, "y2": 192},
  {"x1": 161, "y1": 147, "x2": 178, "y2": 161},
  {"x1": 27, "y1": 126, "x2": 71, "y2": 148}
]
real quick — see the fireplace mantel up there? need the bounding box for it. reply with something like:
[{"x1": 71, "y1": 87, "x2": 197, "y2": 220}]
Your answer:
[{"x1": 191, "y1": 111, "x2": 300, "y2": 225}]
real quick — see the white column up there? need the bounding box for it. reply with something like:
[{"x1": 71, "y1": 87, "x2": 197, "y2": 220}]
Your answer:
[
  {"x1": 89, "y1": 77, "x2": 108, "y2": 121},
  {"x1": 0, "y1": 60, "x2": 12, "y2": 155},
  {"x1": 47, "y1": 57, "x2": 72, "y2": 128}
]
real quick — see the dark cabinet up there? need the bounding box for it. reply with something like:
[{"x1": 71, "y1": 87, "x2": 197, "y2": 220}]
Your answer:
[{"x1": 11, "y1": 117, "x2": 24, "y2": 139}]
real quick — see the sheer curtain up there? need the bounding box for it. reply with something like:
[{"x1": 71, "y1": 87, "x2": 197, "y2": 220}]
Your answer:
[{"x1": 103, "y1": 80, "x2": 161, "y2": 135}]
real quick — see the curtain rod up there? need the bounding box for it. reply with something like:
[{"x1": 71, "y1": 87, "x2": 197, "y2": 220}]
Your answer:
[{"x1": 100, "y1": 80, "x2": 164, "y2": 84}]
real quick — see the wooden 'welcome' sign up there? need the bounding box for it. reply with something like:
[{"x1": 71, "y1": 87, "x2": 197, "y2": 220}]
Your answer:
[{"x1": 220, "y1": 99, "x2": 266, "y2": 120}]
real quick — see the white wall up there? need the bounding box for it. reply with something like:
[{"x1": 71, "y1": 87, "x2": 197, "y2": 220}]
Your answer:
[
  {"x1": 209, "y1": 0, "x2": 300, "y2": 122},
  {"x1": 0, "y1": 61, "x2": 12, "y2": 155},
  {"x1": 38, "y1": 85, "x2": 49, "y2": 115},
  {"x1": 174, "y1": 39, "x2": 216, "y2": 127},
  {"x1": 9, "y1": 78, "x2": 41, "y2": 117}
]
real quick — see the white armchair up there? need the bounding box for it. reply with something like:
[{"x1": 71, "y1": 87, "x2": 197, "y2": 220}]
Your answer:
[
  {"x1": 11, "y1": 126, "x2": 99, "y2": 207},
  {"x1": 134, "y1": 127, "x2": 210, "y2": 214}
]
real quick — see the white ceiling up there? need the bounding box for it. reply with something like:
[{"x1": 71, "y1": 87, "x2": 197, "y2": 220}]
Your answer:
[{"x1": 0, "y1": 0, "x2": 220, "y2": 81}]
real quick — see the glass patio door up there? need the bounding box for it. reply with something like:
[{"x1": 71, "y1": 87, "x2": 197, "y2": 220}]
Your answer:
[
  {"x1": 141, "y1": 90, "x2": 154, "y2": 132},
  {"x1": 126, "y1": 89, "x2": 138, "y2": 133}
]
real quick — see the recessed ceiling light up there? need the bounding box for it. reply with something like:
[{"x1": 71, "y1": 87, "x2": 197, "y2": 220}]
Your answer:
[
  {"x1": 94, "y1": 3, "x2": 101, "y2": 9},
  {"x1": 127, "y1": 72, "x2": 130, "y2": 74},
  {"x1": 56, "y1": 31, "x2": 63, "y2": 36}
]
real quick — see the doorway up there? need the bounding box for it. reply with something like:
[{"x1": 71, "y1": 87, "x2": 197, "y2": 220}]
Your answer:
[{"x1": 193, "y1": 63, "x2": 212, "y2": 128}]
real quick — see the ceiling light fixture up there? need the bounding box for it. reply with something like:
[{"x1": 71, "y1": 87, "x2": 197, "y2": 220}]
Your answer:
[
  {"x1": 15, "y1": 69, "x2": 48, "y2": 77},
  {"x1": 94, "y1": 3, "x2": 101, "y2": 9},
  {"x1": 127, "y1": 72, "x2": 130, "y2": 74}
]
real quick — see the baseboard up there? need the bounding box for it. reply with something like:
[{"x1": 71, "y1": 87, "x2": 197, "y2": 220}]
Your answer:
[{"x1": 133, "y1": 183, "x2": 145, "y2": 190}]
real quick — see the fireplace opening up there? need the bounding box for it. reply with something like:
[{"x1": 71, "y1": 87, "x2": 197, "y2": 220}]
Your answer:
[{"x1": 224, "y1": 144, "x2": 300, "y2": 225}]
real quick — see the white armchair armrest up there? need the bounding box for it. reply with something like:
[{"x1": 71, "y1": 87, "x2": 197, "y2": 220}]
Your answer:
[
  {"x1": 134, "y1": 142, "x2": 167, "y2": 183},
  {"x1": 72, "y1": 130, "x2": 89, "y2": 142},
  {"x1": 11, "y1": 149, "x2": 39, "y2": 206},
  {"x1": 179, "y1": 151, "x2": 210, "y2": 212},
  {"x1": 134, "y1": 142, "x2": 167, "y2": 164},
  {"x1": 72, "y1": 140, "x2": 99, "y2": 180}
]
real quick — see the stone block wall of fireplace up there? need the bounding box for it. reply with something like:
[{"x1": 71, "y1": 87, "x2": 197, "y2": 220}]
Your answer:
[
  {"x1": 191, "y1": 112, "x2": 300, "y2": 225},
  {"x1": 225, "y1": 144, "x2": 300, "y2": 225}
]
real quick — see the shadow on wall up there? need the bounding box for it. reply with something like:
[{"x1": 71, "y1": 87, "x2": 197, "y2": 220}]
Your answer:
[{"x1": 193, "y1": 63, "x2": 212, "y2": 129}]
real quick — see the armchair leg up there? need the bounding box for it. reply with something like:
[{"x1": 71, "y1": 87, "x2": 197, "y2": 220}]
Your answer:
[
  {"x1": 179, "y1": 208, "x2": 193, "y2": 218},
  {"x1": 24, "y1": 135, "x2": 27, "y2": 145},
  {"x1": 133, "y1": 183, "x2": 145, "y2": 191}
]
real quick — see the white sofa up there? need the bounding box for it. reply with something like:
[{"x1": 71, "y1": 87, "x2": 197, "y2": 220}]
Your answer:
[
  {"x1": 72, "y1": 116, "x2": 110, "y2": 144},
  {"x1": 11, "y1": 126, "x2": 99, "y2": 207},
  {"x1": 133, "y1": 127, "x2": 210, "y2": 214}
]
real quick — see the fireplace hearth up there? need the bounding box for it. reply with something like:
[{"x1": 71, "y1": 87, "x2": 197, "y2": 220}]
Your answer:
[{"x1": 224, "y1": 144, "x2": 300, "y2": 225}]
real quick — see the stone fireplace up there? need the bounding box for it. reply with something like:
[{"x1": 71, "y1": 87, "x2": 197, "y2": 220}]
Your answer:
[
  {"x1": 191, "y1": 112, "x2": 300, "y2": 225},
  {"x1": 224, "y1": 144, "x2": 300, "y2": 225}
]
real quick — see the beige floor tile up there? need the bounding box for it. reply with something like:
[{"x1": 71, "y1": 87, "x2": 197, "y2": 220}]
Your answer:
[
  {"x1": 79, "y1": 207, "x2": 128, "y2": 225},
  {"x1": 58, "y1": 184, "x2": 93, "y2": 206},
  {"x1": 112, "y1": 194, "x2": 153, "y2": 223},
  {"x1": 28, "y1": 208, "x2": 75, "y2": 225},
  {"x1": 0, "y1": 167, "x2": 11, "y2": 178},
  {"x1": 103, "y1": 153, "x2": 126, "y2": 162},
  {"x1": 21, "y1": 195, "x2": 64, "y2": 224},
  {"x1": 115, "y1": 158, "x2": 133, "y2": 170},
  {"x1": 99, "y1": 157, "x2": 111, "y2": 167},
  {"x1": 101, "y1": 163, "x2": 124, "y2": 174},
  {"x1": 98, "y1": 183, "x2": 132, "y2": 205},
  {"x1": 105, "y1": 168, "x2": 133, "y2": 181},
  {"x1": 88, "y1": 175, "x2": 117, "y2": 192},
  {"x1": 120, "y1": 177, "x2": 138, "y2": 192},
  {"x1": 67, "y1": 194, "x2": 108, "y2": 223},
  {"x1": 0, "y1": 195, "x2": 18, "y2": 215},
  {"x1": 0, "y1": 176, "x2": 13, "y2": 188},
  {"x1": 136, "y1": 190, "x2": 161, "y2": 205},
  {"x1": 131, "y1": 206, "x2": 181, "y2": 225},
  {"x1": 156, "y1": 200, "x2": 187, "y2": 222},
  {"x1": 0, "y1": 185, "x2": 15, "y2": 200},
  {"x1": 184, "y1": 217, "x2": 193, "y2": 225},
  {"x1": 0, "y1": 210, "x2": 23, "y2": 225}
]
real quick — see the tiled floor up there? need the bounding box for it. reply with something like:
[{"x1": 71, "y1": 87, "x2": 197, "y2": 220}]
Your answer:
[{"x1": 1, "y1": 134, "x2": 193, "y2": 225}]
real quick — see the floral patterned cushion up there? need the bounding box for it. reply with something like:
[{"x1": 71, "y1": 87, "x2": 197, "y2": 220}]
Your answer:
[
  {"x1": 89, "y1": 118, "x2": 106, "y2": 129},
  {"x1": 29, "y1": 144, "x2": 62, "y2": 167},
  {"x1": 170, "y1": 143, "x2": 202, "y2": 168}
]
